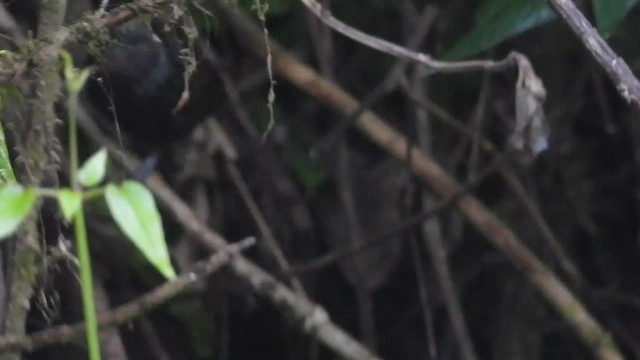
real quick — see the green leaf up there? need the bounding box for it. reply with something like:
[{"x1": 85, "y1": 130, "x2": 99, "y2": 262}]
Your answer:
[
  {"x1": 60, "y1": 51, "x2": 91, "y2": 94},
  {"x1": 0, "y1": 121, "x2": 16, "y2": 184},
  {"x1": 444, "y1": 0, "x2": 555, "y2": 60},
  {"x1": 593, "y1": 0, "x2": 638, "y2": 37},
  {"x1": 0, "y1": 185, "x2": 37, "y2": 239},
  {"x1": 56, "y1": 189, "x2": 82, "y2": 222},
  {"x1": 105, "y1": 181, "x2": 176, "y2": 279},
  {"x1": 77, "y1": 148, "x2": 108, "y2": 188}
]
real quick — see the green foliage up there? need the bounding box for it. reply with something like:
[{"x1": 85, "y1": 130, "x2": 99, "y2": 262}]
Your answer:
[
  {"x1": 444, "y1": 0, "x2": 555, "y2": 59},
  {"x1": 0, "y1": 163, "x2": 175, "y2": 277},
  {"x1": 56, "y1": 189, "x2": 82, "y2": 222},
  {"x1": 593, "y1": 0, "x2": 639, "y2": 37},
  {"x1": 0, "y1": 121, "x2": 16, "y2": 184},
  {"x1": 0, "y1": 185, "x2": 37, "y2": 240},
  {"x1": 0, "y1": 136, "x2": 174, "y2": 279},
  {"x1": 0, "y1": 84, "x2": 18, "y2": 185},
  {"x1": 105, "y1": 181, "x2": 176, "y2": 279},
  {"x1": 77, "y1": 148, "x2": 108, "y2": 188},
  {"x1": 445, "y1": 0, "x2": 640, "y2": 59}
]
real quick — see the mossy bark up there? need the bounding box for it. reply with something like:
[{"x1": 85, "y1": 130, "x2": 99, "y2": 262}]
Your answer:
[{"x1": 0, "y1": 1, "x2": 67, "y2": 359}]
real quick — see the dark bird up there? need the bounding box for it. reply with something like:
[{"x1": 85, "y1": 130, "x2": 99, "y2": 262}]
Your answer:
[{"x1": 86, "y1": 20, "x2": 198, "y2": 153}]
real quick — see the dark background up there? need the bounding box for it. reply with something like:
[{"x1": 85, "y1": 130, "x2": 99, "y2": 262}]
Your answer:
[{"x1": 3, "y1": 0, "x2": 640, "y2": 359}]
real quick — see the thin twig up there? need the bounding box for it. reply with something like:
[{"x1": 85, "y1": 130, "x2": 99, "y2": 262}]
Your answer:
[
  {"x1": 400, "y1": 4, "x2": 438, "y2": 356},
  {"x1": 467, "y1": 71, "x2": 492, "y2": 181},
  {"x1": 412, "y1": 62, "x2": 478, "y2": 360},
  {"x1": 224, "y1": 160, "x2": 307, "y2": 296},
  {"x1": 76, "y1": 106, "x2": 382, "y2": 360},
  {"x1": 305, "y1": 0, "x2": 335, "y2": 78},
  {"x1": 299, "y1": 0, "x2": 516, "y2": 74},
  {"x1": 311, "y1": 4, "x2": 438, "y2": 155},
  {"x1": 547, "y1": 0, "x2": 640, "y2": 108},
  {"x1": 407, "y1": 235, "x2": 437, "y2": 360},
  {"x1": 0, "y1": 238, "x2": 255, "y2": 353},
  {"x1": 196, "y1": 43, "x2": 261, "y2": 139},
  {"x1": 399, "y1": 82, "x2": 584, "y2": 286},
  {"x1": 289, "y1": 152, "x2": 504, "y2": 275},
  {"x1": 209, "y1": 1, "x2": 623, "y2": 358},
  {"x1": 196, "y1": 47, "x2": 307, "y2": 294}
]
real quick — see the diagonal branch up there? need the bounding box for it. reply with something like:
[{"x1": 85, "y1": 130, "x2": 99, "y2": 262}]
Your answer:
[
  {"x1": 546, "y1": 0, "x2": 640, "y2": 108},
  {"x1": 0, "y1": 239, "x2": 255, "y2": 353},
  {"x1": 75, "y1": 106, "x2": 382, "y2": 360},
  {"x1": 208, "y1": 1, "x2": 624, "y2": 359}
]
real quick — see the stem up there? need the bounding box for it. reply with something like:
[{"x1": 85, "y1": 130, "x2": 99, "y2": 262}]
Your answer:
[
  {"x1": 73, "y1": 205, "x2": 101, "y2": 359},
  {"x1": 68, "y1": 92, "x2": 102, "y2": 360},
  {"x1": 37, "y1": 187, "x2": 104, "y2": 200},
  {"x1": 68, "y1": 95, "x2": 80, "y2": 190},
  {"x1": 35, "y1": 188, "x2": 61, "y2": 198},
  {"x1": 82, "y1": 188, "x2": 105, "y2": 201}
]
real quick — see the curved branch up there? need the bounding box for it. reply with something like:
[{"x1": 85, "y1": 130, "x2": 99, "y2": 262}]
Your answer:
[
  {"x1": 209, "y1": 1, "x2": 624, "y2": 359},
  {"x1": 75, "y1": 105, "x2": 382, "y2": 360},
  {"x1": 0, "y1": 239, "x2": 254, "y2": 353},
  {"x1": 298, "y1": 0, "x2": 516, "y2": 74}
]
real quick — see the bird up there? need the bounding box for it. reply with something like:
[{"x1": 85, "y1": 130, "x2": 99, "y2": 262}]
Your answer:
[{"x1": 85, "y1": 19, "x2": 197, "y2": 153}]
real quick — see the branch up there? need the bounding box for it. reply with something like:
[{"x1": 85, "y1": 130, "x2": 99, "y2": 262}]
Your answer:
[
  {"x1": 0, "y1": 239, "x2": 255, "y2": 353},
  {"x1": 224, "y1": 155, "x2": 306, "y2": 295},
  {"x1": 0, "y1": 0, "x2": 168, "y2": 84},
  {"x1": 2, "y1": 2, "x2": 68, "y2": 358},
  {"x1": 399, "y1": 82, "x2": 583, "y2": 286},
  {"x1": 289, "y1": 152, "x2": 504, "y2": 275},
  {"x1": 209, "y1": 1, "x2": 624, "y2": 359},
  {"x1": 411, "y1": 49, "x2": 478, "y2": 360},
  {"x1": 298, "y1": 0, "x2": 516, "y2": 74},
  {"x1": 547, "y1": 0, "x2": 640, "y2": 108},
  {"x1": 75, "y1": 106, "x2": 382, "y2": 360}
]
